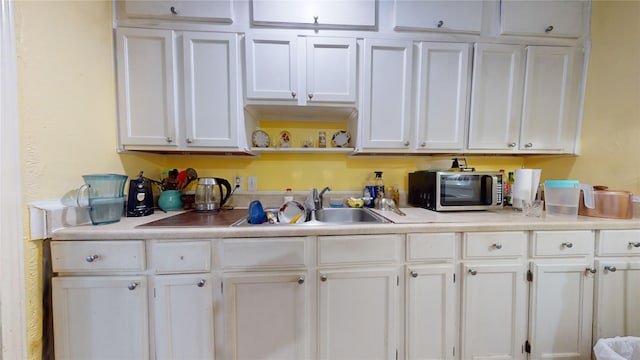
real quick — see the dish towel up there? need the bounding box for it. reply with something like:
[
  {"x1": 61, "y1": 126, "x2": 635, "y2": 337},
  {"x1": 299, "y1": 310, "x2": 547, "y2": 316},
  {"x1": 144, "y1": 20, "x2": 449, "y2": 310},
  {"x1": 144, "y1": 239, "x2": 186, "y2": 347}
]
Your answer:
[{"x1": 594, "y1": 337, "x2": 640, "y2": 360}]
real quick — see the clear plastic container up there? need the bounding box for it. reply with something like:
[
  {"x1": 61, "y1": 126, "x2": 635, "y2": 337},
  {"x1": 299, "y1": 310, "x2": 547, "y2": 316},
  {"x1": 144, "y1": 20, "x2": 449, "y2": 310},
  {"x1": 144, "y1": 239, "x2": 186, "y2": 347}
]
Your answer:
[{"x1": 544, "y1": 180, "x2": 580, "y2": 217}]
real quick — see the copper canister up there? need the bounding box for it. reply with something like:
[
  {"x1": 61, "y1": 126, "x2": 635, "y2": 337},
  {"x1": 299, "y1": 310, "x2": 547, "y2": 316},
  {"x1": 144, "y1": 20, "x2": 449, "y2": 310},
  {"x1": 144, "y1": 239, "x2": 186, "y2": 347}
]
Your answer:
[{"x1": 578, "y1": 189, "x2": 633, "y2": 219}]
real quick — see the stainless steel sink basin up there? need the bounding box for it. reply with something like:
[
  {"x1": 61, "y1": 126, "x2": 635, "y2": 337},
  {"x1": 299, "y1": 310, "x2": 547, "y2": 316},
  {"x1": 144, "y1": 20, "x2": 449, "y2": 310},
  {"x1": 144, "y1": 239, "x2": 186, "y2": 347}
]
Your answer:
[
  {"x1": 313, "y1": 208, "x2": 390, "y2": 224},
  {"x1": 230, "y1": 207, "x2": 390, "y2": 226}
]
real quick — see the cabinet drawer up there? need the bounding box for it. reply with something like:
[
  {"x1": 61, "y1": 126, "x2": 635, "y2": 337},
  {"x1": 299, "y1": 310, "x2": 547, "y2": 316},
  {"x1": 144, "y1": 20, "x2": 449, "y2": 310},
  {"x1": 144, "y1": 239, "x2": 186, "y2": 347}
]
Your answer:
[
  {"x1": 532, "y1": 231, "x2": 594, "y2": 257},
  {"x1": 597, "y1": 230, "x2": 640, "y2": 256},
  {"x1": 407, "y1": 233, "x2": 456, "y2": 261},
  {"x1": 462, "y1": 232, "x2": 526, "y2": 259},
  {"x1": 223, "y1": 238, "x2": 307, "y2": 269},
  {"x1": 51, "y1": 241, "x2": 145, "y2": 273},
  {"x1": 318, "y1": 234, "x2": 401, "y2": 265},
  {"x1": 149, "y1": 240, "x2": 211, "y2": 273}
]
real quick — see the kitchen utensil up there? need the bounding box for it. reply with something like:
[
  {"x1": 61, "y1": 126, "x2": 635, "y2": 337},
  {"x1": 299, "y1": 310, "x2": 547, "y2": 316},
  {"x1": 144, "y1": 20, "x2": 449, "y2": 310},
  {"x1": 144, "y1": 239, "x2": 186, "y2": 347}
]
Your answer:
[
  {"x1": 194, "y1": 177, "x2": 232, "y2": 211},
  {"x1": 158, "y1": 190, "x2": 183, "y2": 211},
  {"x1": 76, "y1": 174, "x2": 128, "y2": 225},
  {"x1": 126, "y1": 171, "x2": 154, "y2": 217}
]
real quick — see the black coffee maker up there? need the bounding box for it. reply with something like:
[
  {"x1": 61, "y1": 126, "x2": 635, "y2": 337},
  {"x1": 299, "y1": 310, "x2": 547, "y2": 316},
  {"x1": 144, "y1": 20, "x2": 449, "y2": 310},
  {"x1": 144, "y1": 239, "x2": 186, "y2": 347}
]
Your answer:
[{"x1": 127, "y1": 171, "x2": 154, "y2": 217}]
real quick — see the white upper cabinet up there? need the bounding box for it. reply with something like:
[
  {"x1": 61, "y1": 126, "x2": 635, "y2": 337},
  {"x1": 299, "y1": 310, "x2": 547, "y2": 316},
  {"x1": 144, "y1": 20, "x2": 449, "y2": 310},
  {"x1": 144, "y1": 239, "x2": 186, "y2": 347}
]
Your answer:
[
  {"x1": 414, "y1": 42, "x2": 471, "y2": 152},
  {"x1": 359, "y1": 38, "x2": 413, "y2": 151},
  {"x1": 250, "y1": 0, "x2": 376, "y2": 29},
  {"x1": 467, "y1": 43, "x2": 525, "y2": 152},
  {"x1": 393, "y1": 0, "x2": 483, "y2": 34},
  {"x1": 117, "y1": 28, "x2": 178, "y2": 147},
  {"x1": 468, "y1": 44, "x2": 582, "y2": 153},
  {"x1": 122, "y1": 0, "x2": 233, "y2": 23},
  {"x1": 182, "y1": 31, "x2": 241, "y2": 148},
  {"x1": 245, "y1": 34, "x2": 357, "y2": 105},
  {"x1": 500, "y1": 0, "x2": 588, "y2": 38}
]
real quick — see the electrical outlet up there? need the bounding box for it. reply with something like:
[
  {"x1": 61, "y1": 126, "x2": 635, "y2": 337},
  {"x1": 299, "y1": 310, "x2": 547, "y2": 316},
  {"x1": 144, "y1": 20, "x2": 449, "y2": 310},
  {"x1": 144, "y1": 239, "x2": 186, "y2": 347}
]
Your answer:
[
  {"x1": 234, "y1": 176, "x2": 244, "y2": 193},
  {"x1": 247, "y1": 176, "x2": 257, "y2": 192}
]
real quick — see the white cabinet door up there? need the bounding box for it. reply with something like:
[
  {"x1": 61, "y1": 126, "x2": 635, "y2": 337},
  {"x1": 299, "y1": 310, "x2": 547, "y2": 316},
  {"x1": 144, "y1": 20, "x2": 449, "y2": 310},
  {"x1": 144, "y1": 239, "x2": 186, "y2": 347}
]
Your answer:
[
  {"x1": 306, "y1": 37, "x2": 357, "y2": 103},
  {"x1": 520, "y1": 46, "x2": 581, "y2": 152},
  {"x1": 116, "y1": 27, "x2": 178, "y2": 147},
  {"x1": 393, "y1": 0, "x2": 482, "y2": 34},
  {"x1": 153, "y1": 274, "x2": 215, "y2": 360},
  {"x1": 52, "y1": 276, "x2": 149, "y2": 360},
  {"x1": 467, "y1": 43, "x2": 525, "y2": 151},
  {"x1": 359, "y1": 39, "x2": 413, "y2": 150},
  {"x1": 251, "y1": 0, "x2": 376, "y2": 29},
  {"x1": 223, "y1": 271, "x2": 310, "y2": 360},
  {"x1": 182, "y1": 32, "x2": 240, "y2": 148},
  {"x1": 406, "y1": 264, "x2": 456, "y2": 360},
  {"x1": 414, "y1": 42, "x2": 471, "y2": 152},
  {"x1": 460, "y1": 263, "x2": 527, "y2": 360},
  {"x1": 245, "y1": 34, "x2": 298, "y2": 102},
  {"x1": 528, "y1": 262, "x2": 594, "y2": 360},
  {"x1": 594, "y1": 259, "x2": 640, "y2": 339},
  {"x1": 123, "y1": 0, "x2": 233, "y2": 22},
  {"x1": 500, "y1": 0, "x2": 587, "y2": 38},
  {"x1": 318, "y1": 268, "x2": 398, "y2": 359}
]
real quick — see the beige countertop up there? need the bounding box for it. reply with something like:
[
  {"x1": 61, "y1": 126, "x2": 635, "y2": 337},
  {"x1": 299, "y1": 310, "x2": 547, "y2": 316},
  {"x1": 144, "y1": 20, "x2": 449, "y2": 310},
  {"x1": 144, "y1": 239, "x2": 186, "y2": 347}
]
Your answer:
[{"x1": 50, "y1": 207, "x2": 640, "y2": 241}]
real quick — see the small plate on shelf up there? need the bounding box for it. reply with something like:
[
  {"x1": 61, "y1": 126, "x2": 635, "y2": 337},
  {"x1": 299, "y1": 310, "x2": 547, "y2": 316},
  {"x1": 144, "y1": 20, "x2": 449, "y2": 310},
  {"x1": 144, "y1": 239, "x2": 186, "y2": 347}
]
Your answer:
[
  {"x1": 331, "y1": 130, "x2": 351, "y2": 147},
  {"x1": 251, "y1": 130, "x2": 270, "y2": 148}
]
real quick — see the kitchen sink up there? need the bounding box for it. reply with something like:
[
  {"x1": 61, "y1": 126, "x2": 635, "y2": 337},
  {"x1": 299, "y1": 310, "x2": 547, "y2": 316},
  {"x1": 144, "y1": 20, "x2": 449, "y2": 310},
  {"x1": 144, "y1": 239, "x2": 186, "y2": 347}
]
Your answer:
[{"x1": 230, "y1": 207, "x2": 391, "y2": 226}]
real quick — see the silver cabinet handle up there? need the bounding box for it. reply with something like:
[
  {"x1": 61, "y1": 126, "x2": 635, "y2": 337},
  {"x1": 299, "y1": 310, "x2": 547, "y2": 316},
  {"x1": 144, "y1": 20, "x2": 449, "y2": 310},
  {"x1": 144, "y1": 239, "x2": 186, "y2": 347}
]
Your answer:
[
  {"x1": 166, "y1": 137, "x2": 174, "y2": 143},
  {"x1": 85, "y1": 254, "x2": 99, "y2": 263},
  {"x1": 403, "y1": 141, "x2": 410, "y2": 147},
  {"x1": 468, "y1": 269, "x2": 477, "y2": 276},
  {"x1": 629, "y1": 241, "x2": 640, "y2": 248},
  {"x1": 588, "y1": 267, "x2": 597, "y2": 274},
  {"x1": 313, "y1": 16, "x2": 319, "y2": 25},
  {"x1": 524, "y1": 142, "x2": 533, "y2": 148},
  {"x1": 545, "y1": 25, "x2": 554, "y2": 33},
  {"x1": 127, "y1": 282, "x2": 139, "y2": 291},
  {"x1": 297, "y1": 275, "x2": 305, "y2": 284},
  {"x1": 320, "y1": 274, "x2": 327, "y2": 282},
  {"x1": 410, "y1": 271, "x2": 418, "y2": 278},
  {"x1": 604, "y1": 265, "x2": 617, "y2": 272},
  {"x1": 437, "y1": 20, "x2": 444, "y2": 28},
  {"x1": 420, "y1": 142, "x2": 426, "y2": 147},
  {"x1": 493, "y1": 243, "x2": 502, "y2": 250},
  {"x1": 562, "y1": 242, "x2": 574, "y2": 248},
  {"x1": 508, "y1": 142, "x2": 516, "y2": 148},
  {"x1": 291, "y1": 91, "x2": 296, "y2": 99},
  {"x1": 186, "y1": 138, "x2": 193, "y2": 144},
  {"x1": 197, "y1": 279, "x2": 206, "y2": 287},
  {"x1": 170, "y1": 6, "x2": 178, "y2": 15},
  {"x1": 308, "y1": 93, "x2": 313, "y2": 100}
]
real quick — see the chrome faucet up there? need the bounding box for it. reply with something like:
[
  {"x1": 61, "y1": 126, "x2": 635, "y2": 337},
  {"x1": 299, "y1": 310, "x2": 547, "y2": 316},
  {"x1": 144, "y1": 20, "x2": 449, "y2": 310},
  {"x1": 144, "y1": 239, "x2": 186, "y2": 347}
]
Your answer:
[{"x1": 312, "y1": 186, "x2": 332, "y2": 210}]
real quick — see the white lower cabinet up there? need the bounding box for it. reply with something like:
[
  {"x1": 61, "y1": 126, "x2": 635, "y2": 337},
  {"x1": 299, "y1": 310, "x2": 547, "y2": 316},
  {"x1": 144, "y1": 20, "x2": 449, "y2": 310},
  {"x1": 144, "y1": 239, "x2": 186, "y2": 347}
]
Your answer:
[
  {"x1": 594, "y1": 230, "x2": 640, "y2": 341},
  {"x1": 223, "y1": 271, "x2": 310, "y2": 360},
  {"x1": 528, "y1": 231, "x2": 595, "y2": 359},
  {"x1": 460, "y1": 232, "x2": 528, "y2": 360}
]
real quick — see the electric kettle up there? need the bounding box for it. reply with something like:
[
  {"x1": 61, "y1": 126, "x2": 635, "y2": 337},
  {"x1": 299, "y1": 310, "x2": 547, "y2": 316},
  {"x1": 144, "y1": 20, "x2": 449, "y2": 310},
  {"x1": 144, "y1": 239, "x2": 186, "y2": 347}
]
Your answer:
[{"x1": 194, "y1": 177, "x2": 232, "y2": 211}]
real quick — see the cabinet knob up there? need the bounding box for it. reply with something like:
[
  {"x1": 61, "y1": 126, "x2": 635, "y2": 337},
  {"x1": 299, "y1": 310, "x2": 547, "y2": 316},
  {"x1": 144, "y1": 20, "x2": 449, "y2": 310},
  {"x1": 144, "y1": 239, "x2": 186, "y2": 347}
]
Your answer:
[
  {"x1": 508, "y1": 142, "x2": 517, "y2": 148},
  {"x1": 629, "y1": 241, "x2": 640, "y2": 248},
  {"x1": 166, "y1": 137, "x2": 174, "y2": 143},
  {"x1": 186, "y1": 138, "x2": 193, "y2": 144},
  {"x1": 468, "y1": 269, "x2": 477, "y2": 276},
  {"x1": 127, "y1": 282, "x2": 139, "y2": 291},
  {"x1": 291, "y1": 91, "x2": 296, "y2": 99},
  {"x1": 604, "y1": 265, "x2": 617, "y2": 272},
  {"x1": 562, "y1": 242, "x2": 573, "y2": 248},
  {"x1": 493, "y1": 242, "x2": 502, "y2": 250},
  {"x1": 545, "y1": 25, "x2": 554, "y2": 33},
  {"x1": 320, "y1": 274, "x2": 327, "y2": 282},
  {"x1": 85, "y1": 254, "x2": 99, "y2": 263},
  {"x1": 524, "y1": 143, "x2": 533, "y2": 148},
  {"x1": 313, "y1": 16, "x2": 319, "y2": 25},
  {"x1": 170, "y1": 6, "x2": 178, "y2": 15},
  {"x1": 587, "y1": 267, "x2": 597, "y2": 274},
  {"x1": 420, "y1": 142, "x2": 426, "y2": 147},
  {"x1": 410, "y1": 271, "x2": 418, "y2": 278},
  {"x1": 297, "y1": 275, "x2": 305, "y2": 284},
  {"x1": 437, "y1": 20, "x2": 444, "y2": 28},
  {"x1": 197, "y1": 279, "x2": 206, "y2": 287},
  {"x1": 403, "y1": 141, "x2": 410, "y2": 147},
  {"x1": 308, "y1": 93, "x2": 313, "y2": 100}
]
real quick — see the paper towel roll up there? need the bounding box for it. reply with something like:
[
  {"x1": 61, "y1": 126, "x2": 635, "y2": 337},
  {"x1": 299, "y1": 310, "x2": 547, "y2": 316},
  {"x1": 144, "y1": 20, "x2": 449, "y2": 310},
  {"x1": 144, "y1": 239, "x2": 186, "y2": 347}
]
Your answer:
[{"x1": 513, "y1": 169, "x2": 542, "y2": 209}]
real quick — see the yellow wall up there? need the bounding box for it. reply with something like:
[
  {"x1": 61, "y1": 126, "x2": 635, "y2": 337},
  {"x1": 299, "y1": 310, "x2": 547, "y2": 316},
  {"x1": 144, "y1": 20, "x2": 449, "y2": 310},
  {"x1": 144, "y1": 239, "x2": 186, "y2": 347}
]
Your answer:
[{"x1": 15, "y1": 1, "x2": 640, "y2": 358}]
